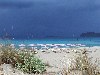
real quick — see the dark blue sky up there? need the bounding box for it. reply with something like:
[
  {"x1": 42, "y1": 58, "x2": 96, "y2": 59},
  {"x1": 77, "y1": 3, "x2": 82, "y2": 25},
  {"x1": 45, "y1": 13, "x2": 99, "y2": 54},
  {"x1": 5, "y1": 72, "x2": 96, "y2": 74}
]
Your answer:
[{"x1": 0, "y1": 0, "x2": 100, "y2": 38}]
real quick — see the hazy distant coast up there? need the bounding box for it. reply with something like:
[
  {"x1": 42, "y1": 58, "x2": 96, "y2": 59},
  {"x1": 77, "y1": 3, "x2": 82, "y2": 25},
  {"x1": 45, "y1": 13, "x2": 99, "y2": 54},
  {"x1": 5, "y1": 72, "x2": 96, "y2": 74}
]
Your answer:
[{"x1": 80, "y1": 32, "x2": 100, "y2": 37}]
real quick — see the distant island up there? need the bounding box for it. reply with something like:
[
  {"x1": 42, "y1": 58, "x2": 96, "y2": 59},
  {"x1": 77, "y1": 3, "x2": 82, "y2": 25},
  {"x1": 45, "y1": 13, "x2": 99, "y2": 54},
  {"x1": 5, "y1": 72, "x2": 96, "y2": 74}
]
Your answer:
[{"x1": 80, "y1": 32, "x2": 100, "y2": 37}]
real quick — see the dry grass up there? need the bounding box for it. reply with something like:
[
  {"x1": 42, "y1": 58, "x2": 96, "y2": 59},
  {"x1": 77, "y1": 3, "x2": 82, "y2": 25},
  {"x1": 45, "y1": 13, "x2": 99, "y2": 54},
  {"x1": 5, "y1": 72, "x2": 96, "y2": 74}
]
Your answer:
[
  {"x1": 61, "y1": 49, "x2": 100, "y2": 75},
  {"x1": 75, "y1": 52, "x2": 100, "y2": 75},
  {"x1": 0, "y1": 46, "x2": 18, "y2": 66},
  {"x1": 61, "y1": 68, "x2": 69, "y2": 75}
]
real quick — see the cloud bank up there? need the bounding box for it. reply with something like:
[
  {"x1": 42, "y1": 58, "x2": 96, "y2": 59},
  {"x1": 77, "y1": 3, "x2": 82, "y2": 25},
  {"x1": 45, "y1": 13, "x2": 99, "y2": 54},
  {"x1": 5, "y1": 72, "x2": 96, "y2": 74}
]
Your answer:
[
  {"x1": 0, "y1": 0, "x2": 100, "y2": 38},
  {"x1": 0, "y1": 0, "x2": 34, "y2": 9}
]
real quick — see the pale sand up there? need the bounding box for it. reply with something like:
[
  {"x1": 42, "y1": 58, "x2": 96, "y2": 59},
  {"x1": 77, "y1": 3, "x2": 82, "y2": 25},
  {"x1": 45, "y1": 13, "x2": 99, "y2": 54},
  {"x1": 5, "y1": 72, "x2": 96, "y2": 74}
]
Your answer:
[
  {"x1": 0, "y1": 47, "x2": 100, "y2": 75},
  {"x1": 35, "y1": 47, "x2": 100, "y2": 73}
]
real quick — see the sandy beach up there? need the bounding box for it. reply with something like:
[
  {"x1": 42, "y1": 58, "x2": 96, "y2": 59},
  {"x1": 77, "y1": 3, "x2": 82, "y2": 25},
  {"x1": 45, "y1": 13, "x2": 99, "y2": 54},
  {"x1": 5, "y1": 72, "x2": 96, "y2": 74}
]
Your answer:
[
  {"x1": 35, "y1": 47, "x2": 100, "y2": 73},
  {"x1": 0, "y1": 46, "x2": 100, "y2": 75}
]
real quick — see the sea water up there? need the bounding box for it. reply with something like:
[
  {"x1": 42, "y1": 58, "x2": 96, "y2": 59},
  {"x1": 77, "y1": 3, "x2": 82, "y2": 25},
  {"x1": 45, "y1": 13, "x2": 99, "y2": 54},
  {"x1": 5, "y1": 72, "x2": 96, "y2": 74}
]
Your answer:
[{"x1": 0, "y1": 37, "x2": 100, "y2": 47}]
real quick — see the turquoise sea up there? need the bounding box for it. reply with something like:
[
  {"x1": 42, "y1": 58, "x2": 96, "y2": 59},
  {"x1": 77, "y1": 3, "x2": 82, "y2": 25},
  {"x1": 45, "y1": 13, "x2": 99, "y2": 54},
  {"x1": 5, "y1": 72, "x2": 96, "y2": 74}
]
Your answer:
[{"x1": 0, "y1": 37, "x2": 100, "y2": 47}]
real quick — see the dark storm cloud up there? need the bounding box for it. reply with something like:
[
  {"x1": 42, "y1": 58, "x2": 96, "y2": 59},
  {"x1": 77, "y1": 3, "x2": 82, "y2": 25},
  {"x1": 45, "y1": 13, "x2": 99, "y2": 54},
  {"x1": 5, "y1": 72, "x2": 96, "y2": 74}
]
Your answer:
[
  {"x1": 57, "y1": 0, "x2": 100, "y2": 12},
  {"x1": 0, "y1": 0, "x2": 33, "y2": 9},
  {"x1": 0, "y1": 0, "x2": 100, "y2": 38},
  {"x1": 72, "y1": 0, "x2": 100, "y2": 12}
]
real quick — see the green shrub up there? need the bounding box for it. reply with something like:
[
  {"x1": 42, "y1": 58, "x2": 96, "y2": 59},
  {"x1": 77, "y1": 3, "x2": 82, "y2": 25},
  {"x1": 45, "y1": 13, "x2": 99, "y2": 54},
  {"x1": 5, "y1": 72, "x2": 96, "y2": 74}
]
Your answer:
[
  {"x1": 0, "y1": 46, "x2": 46, "y2": 74},
  {"x1": 15, "y1": 52, "x2": 46, "y2": 74}
]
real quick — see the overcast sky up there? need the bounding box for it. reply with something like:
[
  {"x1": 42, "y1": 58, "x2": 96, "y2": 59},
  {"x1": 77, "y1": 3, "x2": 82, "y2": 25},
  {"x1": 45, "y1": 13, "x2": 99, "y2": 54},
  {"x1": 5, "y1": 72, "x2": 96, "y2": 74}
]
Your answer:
[{"x1": 0, "y1": 0, "x2": 100, "y2": 38}]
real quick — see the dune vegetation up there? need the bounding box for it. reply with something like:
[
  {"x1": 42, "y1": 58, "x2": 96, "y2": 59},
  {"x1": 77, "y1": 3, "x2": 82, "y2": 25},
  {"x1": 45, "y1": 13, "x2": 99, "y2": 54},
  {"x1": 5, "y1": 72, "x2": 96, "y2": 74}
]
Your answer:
[
  {"x1": 0, "y1": 45, "x2": 100, "y2": 75},
  {"x1": 61, "y1": 50, "x2": 100, "y2": 75},
  {"x1": 0, "y1": 46, "x2": 46, "y2": 74}
]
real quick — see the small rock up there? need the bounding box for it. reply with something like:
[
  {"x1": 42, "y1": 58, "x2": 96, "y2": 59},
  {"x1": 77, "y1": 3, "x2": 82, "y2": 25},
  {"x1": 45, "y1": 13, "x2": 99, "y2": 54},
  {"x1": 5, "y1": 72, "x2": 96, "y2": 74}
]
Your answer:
[
  {"x1": 82, "y1": 50, "x2": 87, "y2": 54},
  {"x1": 53, "y1": 51, "x2": 57, "y2": 53}
]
